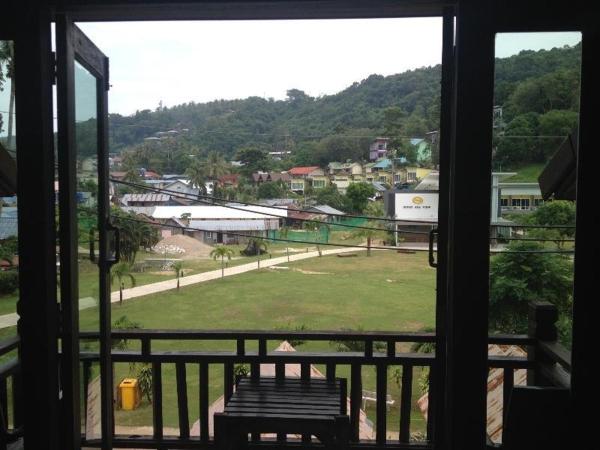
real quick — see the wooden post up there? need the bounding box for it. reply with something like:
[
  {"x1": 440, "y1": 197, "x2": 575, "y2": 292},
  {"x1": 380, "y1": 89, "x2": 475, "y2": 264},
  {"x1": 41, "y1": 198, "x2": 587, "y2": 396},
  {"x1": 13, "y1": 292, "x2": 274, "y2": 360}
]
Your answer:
[
  {"x1": 14, "y1": 6, "x2": 61, "y2": 450},
  {"x1": 444, "y1": 1, "x2": 495, "y2": 449},
  {"x1": 571, "y1": 25, "x2": 598, "y2": 450},
  {"x1": 527, "y1": 302, "x2": 558, "y2": 386}
]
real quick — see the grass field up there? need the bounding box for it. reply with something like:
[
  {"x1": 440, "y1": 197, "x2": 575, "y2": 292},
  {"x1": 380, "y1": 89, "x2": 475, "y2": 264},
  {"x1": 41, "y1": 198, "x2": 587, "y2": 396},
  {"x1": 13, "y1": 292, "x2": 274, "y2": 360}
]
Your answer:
[
  {"x1": 76, "y1": 250, "x2": 436, "y2": 436},
  {"x1": 1, "y1": 242, "x2": 437, "y2": 438},
  {"x1": 503, "y1": 163, "x2": 545, "y2": 182},
  {"x1": 0, "y1": 241, "x2": 317, "y2": 317}
]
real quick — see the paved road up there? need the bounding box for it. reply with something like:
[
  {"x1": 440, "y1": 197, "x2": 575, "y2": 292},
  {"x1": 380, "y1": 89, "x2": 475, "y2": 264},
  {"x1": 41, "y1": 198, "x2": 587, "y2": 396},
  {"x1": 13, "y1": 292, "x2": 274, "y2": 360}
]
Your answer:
[{"x1": 0, "y1": 246, "x2": 363, "y2": 329}]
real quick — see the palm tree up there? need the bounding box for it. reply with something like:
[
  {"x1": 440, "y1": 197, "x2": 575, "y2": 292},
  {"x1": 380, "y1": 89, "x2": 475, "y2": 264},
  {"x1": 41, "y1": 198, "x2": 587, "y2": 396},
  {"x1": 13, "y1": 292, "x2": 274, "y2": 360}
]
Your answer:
[
  {"x1": 110, "y1": 262, "x2": 136, "y2": 305},
  {"x1": 210, "y1": 245, "x2": 235, "y2": 278},
  {"x1": 352, "y1": 221, "x2": 387, "y2": 256},
  {"x1": 303, "y1": 221, "x2": 328, "y2": 256},
  {"x1": 279, "y1": 226, "x2": 291, "y2": 262},
  {"x1": 172, "y1": 261, "x2": 184, "y2": 290},
  {"x1": 247, "y1": 238, "x2": 268, "y2": 269},
  {"x1": 185, "y1": 160, "x2": 206, "y2": 195},
  {"x1": 202, "y1": 151, "x2": 229, "y2": 182}
]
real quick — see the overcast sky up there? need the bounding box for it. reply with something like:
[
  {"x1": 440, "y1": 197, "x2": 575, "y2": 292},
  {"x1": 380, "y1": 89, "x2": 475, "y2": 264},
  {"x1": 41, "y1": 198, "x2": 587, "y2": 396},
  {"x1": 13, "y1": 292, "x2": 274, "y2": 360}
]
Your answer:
[{"x1": 0, "y1": 21, "x2": 582, "y2": 131}]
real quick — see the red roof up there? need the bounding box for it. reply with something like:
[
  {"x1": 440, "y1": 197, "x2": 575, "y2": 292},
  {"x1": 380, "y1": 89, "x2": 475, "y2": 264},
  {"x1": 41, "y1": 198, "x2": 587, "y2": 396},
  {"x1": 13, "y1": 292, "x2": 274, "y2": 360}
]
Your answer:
[
  {"x1": 288, "y1": 166, "x2": 319, "y2": 176},
  {"x1": 143, "y1": 171, "x2": 161, "y2": 179}
]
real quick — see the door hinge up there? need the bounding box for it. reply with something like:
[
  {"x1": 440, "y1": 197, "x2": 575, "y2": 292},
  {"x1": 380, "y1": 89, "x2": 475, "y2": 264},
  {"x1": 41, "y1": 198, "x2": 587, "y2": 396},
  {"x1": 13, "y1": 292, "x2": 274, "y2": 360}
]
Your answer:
[{"x1": 428, "y1": 228, "x2": 439, "y2": 268}]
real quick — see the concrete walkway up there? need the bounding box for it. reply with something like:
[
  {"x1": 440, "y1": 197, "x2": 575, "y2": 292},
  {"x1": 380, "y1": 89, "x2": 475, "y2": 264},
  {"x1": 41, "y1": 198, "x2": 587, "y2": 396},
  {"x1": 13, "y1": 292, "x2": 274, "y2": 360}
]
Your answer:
[{"x1": 0, "y1": 246, "x2": 363, "y2": 329}]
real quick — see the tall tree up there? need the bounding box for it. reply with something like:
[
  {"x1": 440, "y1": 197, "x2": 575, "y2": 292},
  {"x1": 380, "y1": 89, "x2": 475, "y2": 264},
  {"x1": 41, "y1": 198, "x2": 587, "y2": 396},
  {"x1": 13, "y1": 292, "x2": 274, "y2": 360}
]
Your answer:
[
  {"x1": 489, "y1": 241, "x2": 572, "y2": 336},
  {"x1": 345, "y1": 182, "x2": 375, "y2": 213},
  {"x1": 185, "y1": 160, "x2": 207, "y2": 194},
  {"x1": 202, "y1": 151, "x2": 229, "y2": 182}
]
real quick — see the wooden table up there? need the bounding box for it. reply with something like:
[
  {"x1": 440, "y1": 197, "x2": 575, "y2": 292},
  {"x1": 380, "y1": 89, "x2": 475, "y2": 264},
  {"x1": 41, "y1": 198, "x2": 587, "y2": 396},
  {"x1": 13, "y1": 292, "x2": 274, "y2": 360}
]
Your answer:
[{"x1": 215, "y1": 377, "x2": 349, "y2": 450}]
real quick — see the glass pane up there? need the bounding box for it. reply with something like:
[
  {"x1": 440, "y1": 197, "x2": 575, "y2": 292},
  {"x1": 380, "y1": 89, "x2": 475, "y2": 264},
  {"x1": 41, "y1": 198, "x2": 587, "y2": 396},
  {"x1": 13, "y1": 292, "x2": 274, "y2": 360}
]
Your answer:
[
  {"x1": 75, "y1": 60, "x2": 100, "y2": 335},
  {"x1": 488, "y1": 31, "x2": 581, "y2": 445},
  {"x1": 0, "y1": 40, "x2": 18, "y2": 344},
  {"x1": 73, "y1": 61, "x2": 102, "y2": 436}
]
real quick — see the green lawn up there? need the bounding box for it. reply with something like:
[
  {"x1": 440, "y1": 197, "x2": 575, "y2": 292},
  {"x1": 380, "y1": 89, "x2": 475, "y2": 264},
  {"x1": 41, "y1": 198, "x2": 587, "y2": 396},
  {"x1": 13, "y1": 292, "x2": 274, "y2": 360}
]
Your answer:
[
  {"x1": 78, "y1": 250, "x2": 436, "y2": 436},
  {"x1": 2, "y1": 246, "x2": 436, "y2": 438},
  {"x1": 504, "y1": 163, "x2": 545, "y2": 182}
]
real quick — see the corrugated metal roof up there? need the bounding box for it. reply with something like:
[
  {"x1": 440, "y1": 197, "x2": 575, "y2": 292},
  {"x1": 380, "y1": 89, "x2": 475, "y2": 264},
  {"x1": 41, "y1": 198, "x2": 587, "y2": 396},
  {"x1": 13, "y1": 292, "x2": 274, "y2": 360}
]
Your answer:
[
  {"x1": 371, "y1": 182, "x2": 388, "y2": 192},
  {"x1": 122, "y1": 193, "x2": 171, "y2": 204},
  {"x1": 372, "y1": 159, "x2": 392, "y2": 169},
  {"x1": 189, "y1": 219, "x2": 277, "y2": 231},
  {"x1": 120, "y1": 206, "x2": 157, "y2": 217},
  {"x1": 415, "y1": 171, "x2": 439, "y2": 191},
  {"x1": 308, "y1": 205, "x2": 346, "y2": 216},
  {"x1": 152, "y1": 205, "x2": 285, "y2": 220},
  {"x1": 499, "y1": 183, "x2": 541, "y2": 196}
]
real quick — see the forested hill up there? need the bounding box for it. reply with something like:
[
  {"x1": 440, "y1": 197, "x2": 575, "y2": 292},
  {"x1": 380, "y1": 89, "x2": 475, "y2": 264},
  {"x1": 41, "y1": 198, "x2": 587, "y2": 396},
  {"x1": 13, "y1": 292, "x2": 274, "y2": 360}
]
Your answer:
[{"x1": 108, "y1": 42, "x2": 581, "y2": 167}]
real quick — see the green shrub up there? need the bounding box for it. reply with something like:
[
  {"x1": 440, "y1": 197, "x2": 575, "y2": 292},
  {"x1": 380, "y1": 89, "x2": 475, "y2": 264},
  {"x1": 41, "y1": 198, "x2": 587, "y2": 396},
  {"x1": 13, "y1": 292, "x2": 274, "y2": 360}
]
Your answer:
[{"x1": 0, "y1": 270, "x2": 18, "y2": 296}]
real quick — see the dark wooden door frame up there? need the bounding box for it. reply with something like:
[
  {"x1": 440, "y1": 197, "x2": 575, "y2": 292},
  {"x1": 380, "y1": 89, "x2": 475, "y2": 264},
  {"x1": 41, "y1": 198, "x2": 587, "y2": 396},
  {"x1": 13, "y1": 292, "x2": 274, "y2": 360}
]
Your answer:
[
  {"x1": 13, "y1": 5, "x2": 61, "y2": 450},
  {"x1": 56, "y1": 15, "x2": 113, "y2": 450},
  {"x1": 491, "y1": 1, "x2": 597, "y2": 446},
  {"x1": 442, "y1": 2, "x2": 495, "y2": 449},
  {"x1": 10, "y1": 2, "x2": 595, "y2": 450}
]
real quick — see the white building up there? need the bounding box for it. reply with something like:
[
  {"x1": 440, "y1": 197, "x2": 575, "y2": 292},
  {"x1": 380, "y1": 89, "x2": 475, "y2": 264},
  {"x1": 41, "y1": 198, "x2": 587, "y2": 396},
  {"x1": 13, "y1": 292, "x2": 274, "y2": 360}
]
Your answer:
[{"x1": 151, "y1": 204, "x2": 285, "y2": 244}]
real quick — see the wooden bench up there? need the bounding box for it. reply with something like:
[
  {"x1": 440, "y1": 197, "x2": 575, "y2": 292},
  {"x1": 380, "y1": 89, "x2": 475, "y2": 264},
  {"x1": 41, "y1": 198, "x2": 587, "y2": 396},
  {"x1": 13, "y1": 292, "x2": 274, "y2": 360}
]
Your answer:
[{"x1": 215, "y1": 377, "x2": 349, "y2": 450}]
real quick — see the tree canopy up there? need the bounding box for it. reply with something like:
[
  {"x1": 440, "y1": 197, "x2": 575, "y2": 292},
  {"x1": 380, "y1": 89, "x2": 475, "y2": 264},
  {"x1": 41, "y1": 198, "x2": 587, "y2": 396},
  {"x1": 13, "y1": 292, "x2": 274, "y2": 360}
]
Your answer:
[{"x1": 105, "y1": 43, "x2": 580, "y2": 174}]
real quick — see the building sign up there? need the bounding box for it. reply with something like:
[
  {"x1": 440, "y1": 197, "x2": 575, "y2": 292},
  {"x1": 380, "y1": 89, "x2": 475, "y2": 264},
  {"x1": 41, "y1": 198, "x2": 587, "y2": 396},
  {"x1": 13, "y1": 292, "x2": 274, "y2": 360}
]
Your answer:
[{"x1": 393, "y1": 192, "x2": 438, "y2": 222}]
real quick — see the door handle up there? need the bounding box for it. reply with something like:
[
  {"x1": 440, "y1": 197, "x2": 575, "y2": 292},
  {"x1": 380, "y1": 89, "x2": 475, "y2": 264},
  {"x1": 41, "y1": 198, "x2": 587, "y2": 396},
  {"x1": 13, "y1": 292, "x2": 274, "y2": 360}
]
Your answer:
[
  {"x1": 428, "y1": 228, "x2": 438, "y2": 268},
  {"x1": 106, "y1": 223, "x2": 120, "y2": 266}
]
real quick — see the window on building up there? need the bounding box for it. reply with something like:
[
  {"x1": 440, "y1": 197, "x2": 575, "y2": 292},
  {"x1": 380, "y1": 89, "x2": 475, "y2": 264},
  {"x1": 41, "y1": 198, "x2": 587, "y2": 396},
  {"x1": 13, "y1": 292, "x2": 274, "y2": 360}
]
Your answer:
[
  {"x1": 500, "y1": 198, "x2": 509, "y2": 207},
  {"x1": 407, "y1": 172, "x2": 417, "y2": 182},
  {"x1": 511, "y1": 198, "x2": 521, "y2": 208},
  {"x1": 521, "y1": 198, "x2": 530, "y2": 210},
  {"x1": 312, "y1": 179, "x2": 325, "y2": 189}
]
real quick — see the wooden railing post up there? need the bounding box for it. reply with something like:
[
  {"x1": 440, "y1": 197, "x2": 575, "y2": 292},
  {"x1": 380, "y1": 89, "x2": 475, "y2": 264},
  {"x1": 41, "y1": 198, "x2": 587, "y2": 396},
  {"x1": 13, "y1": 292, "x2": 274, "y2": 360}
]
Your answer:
[{"x1": 527, "y1": 301, "x2": 558, "y2": 385}]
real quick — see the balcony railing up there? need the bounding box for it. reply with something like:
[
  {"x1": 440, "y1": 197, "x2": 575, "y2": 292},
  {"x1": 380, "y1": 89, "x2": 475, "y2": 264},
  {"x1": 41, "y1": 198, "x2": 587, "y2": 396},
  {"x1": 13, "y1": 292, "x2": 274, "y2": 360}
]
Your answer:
[
  {"x1": 0, "y1": 336, "x2": 21, "y2": 450},
  {"x1": 0, "y1": 302, "x2": 571, "y2": 450}
]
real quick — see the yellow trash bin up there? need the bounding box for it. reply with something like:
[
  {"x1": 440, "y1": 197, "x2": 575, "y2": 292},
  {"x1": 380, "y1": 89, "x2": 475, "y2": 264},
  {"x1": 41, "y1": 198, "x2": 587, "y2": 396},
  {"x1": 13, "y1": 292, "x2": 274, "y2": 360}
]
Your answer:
[{"x1": 119, "y1": 378, "x2": 141, "y2": 411}]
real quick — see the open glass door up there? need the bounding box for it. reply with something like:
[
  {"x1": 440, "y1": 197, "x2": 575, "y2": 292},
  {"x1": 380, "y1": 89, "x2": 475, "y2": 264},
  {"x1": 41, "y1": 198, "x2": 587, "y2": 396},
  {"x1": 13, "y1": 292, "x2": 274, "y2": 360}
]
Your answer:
[{"x1": 56, "y1": 15, "x2": 115, "y2": 449}]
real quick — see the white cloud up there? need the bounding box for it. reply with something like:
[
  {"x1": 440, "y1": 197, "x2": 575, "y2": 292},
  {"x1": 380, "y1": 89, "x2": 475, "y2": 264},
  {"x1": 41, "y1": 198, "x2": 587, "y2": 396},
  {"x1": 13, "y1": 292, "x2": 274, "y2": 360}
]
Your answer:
[{"x1": 77, "y1": 19, "x2": 444, "y2": 115}]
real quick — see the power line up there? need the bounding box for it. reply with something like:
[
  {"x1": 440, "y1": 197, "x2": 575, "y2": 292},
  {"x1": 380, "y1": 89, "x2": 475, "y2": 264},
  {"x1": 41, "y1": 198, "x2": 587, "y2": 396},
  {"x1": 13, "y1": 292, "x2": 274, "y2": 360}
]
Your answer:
[
  {"x1": 113, "y1": 214, "x2": 422, "y2": 253},
  {"x1": 113, "y1": 215, "x2": 575, "y2": 255},
  {"x1": 110, "y1": 179, "x2": 577, "y2": 244},
  {"x1": 114, "y1": 179, "x2": 423, "y2": 234},
  {"x1": 111, "y1": 178, "x2": 433, "y2": 226}
]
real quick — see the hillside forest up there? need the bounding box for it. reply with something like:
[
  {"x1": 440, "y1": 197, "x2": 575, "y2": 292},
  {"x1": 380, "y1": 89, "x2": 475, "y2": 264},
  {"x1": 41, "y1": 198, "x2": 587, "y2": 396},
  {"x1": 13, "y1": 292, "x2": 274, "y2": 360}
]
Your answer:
[{"x1": 80, "y1": 43, "x2": 583, "y2": 176}]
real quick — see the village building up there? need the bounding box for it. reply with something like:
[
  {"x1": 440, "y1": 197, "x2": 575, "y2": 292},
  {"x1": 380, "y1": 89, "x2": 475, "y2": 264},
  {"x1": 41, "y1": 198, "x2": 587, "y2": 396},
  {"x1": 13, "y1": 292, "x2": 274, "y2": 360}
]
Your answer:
[
  {"x1": 150, "y1": 204, "x2": 285, "y2": 244},
  {"x1": 369, "y1": 137, "x2": 389, "y2": 161},
  {"x1": 251, "y1": 171, "x2": 291, "y2": 185},
  {"x1": 288, "y1": 166, "x2": 328, "y2": 193}
]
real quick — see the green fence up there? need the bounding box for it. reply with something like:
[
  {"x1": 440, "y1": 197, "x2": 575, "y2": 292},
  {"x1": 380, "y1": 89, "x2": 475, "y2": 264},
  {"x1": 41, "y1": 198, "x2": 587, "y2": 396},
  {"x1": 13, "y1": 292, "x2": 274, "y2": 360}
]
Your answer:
[
  {"x1": 268, "y1": 217, "x2": 370, "y2": 245},
  {"x1": 268, "y1": 228, "x2": 329, "y2": 244}
]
